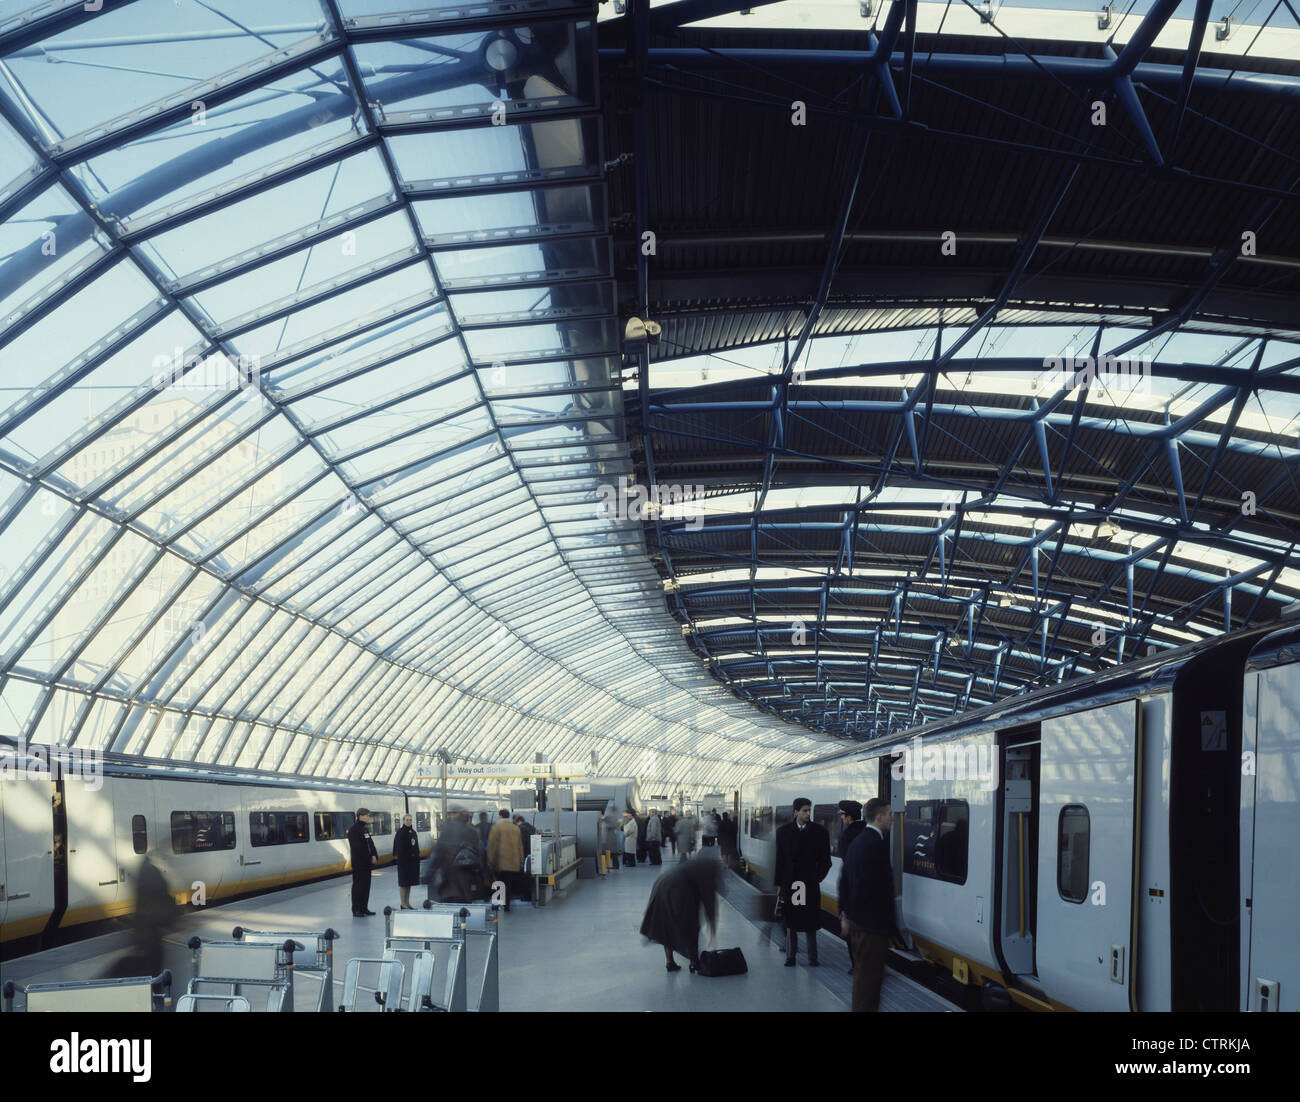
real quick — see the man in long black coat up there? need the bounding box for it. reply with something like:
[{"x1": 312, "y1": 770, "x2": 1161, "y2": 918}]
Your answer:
[
  {"x1": 773, "y1": 797, "x2": 832, "y2": 966},
  {"x1": 640, "y1": 849, "x2": 723, "y2": 971},
  {"x1": 347, "y1": 808, "x2": 379, "y2": 917},
  {"x1": 841, "y1": 797, "x2": 898, "y2": 1011}
]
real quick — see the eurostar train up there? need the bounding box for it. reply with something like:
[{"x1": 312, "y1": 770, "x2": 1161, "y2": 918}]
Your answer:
[
  {"x1": 0, "y1": 749, "x2": 483, "y2": 953},
  {"x1": 738, "y1": 620, "x2": 1300, "y2": 1012}
]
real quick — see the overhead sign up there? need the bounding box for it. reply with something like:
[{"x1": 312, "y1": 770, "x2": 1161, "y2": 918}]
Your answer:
[{"x1": 415, "y1": 761, "x2": 590, "y2": 781}]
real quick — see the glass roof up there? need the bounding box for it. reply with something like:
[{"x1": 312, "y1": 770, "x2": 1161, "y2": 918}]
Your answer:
[{"x1": 0, "y1": 0, "x2": 832, "y2": 794}]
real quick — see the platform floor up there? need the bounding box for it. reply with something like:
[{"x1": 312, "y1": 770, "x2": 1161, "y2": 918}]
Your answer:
[{"x1": 1, "y1": 860, "x2": 957, "y2": 1012}]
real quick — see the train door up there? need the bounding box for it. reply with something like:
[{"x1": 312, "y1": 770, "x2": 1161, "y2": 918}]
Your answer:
[
  {"x1": 1035, "y1": 699, "x2": 1141, "y2": 1011},
  {"x1": 63, "y1": 774, "x2": 122, "y2": 917},
  {"x1": 883, "y1": 755, "x2": 908, "y2": 945},
  {"x1": 997, "y1": 735, "x2": 1039, "y2": 978},
  {"x1": 1241, "y1": 654, "x2": 1300, "y2": 1011},
  {"x1": 0, "y1": 773, "x2": 56, "y2": 942}
]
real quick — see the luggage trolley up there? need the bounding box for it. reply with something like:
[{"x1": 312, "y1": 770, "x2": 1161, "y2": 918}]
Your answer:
[
  {"x1": 3, "y1": 971, "x2": 173, "y2": 1013},
  {"x1": 231, "y1": 926, "x2": 338, "y2": 1012},
  {"x1": 406, "y1": 902, "x2": 500, "y2": 1012},
  {"x1": 186, "y1": 935, "x2": 298, "y2": 1012}
]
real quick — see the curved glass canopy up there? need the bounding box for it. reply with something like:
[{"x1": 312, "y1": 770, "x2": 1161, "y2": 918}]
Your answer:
[{"x1": 0, "y1": 0, "x2": 832, "y2": 796}]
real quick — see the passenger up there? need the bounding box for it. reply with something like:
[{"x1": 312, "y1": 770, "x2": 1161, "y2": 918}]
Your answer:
[
  {"x1": 646, "y1": 808, "x2": 663, "y2": 865},
  {"x1": 774, "y1": 797, "x2": 831, "y2": 966},
  {"x1": 512, "y1": 814, "x2": 537, "y2": 862},
  {"x1": 663, "y1": 809, "x2": 678, "y2": 857},
  {"x1": 513, "y1": 815, "x2": 537, "y2": 900},
  {"x1": 487, "y1": 809, "x2": 524, "y2": 912},
  {"x1": 426, "y1": 809, "x2": 481, "y2": 904},
  {"x1": 675, "y1": 811, "x2": 696, "y2": 861},
  {"x1": 718, "y1": 811, "x2": 737, "y2": 867},
  {"x1": 393, "y1": 813, "x2": 421, "y2": 910},
  {"x1": 106, "y1": 853, "x2": 179, "y2": 979},
  {"x1": 702, "y1": 809, "x2": 718, "y2": 848},
  {"x1": 840, "y1": 798, "x2": 898, "y2": 1012},
  {"x1": 347, "y1": 808, "x2": 379, "y2": 917},
  {"x1": 622, "y1": 810, "x2": 639, "y2": 867},
  {"x1": 636, "y1": 807, "x2": 649, "y2": 864},
  {"x1": 604, "y1": 803, "x2": 622, "y2": 869},
  {"x1": 835, "y1": 800, "x2": 867, "y2": 972},
  {"x1": 476, "y1": 811, "x2": 492, "y2": 851},
  {"x1": 640, "y1": 847, "x2": 723, "y2": 972}
]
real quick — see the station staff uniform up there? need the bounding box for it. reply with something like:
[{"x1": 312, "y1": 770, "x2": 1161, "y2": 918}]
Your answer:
[{"x1": 347, "y1": 818, "x2": 379, "y2": 915}]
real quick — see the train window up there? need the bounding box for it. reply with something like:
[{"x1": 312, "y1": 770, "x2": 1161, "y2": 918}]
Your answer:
[
  {"x1": 250, "y1": 812, "x2": 310, "y2": 847},
  {"x1": 759, "y1": 806, "x2": 774, "y2": 839},
  {"x1": 1058, "y1": 805, "x2": 1090, "y2": 904},
  {"x1": 774, "y1": 805, "x2": 793, "y2": 833},
  {"x1": 131, "y1": 814, "x2": 147, "y2": 855},
  {"x1": 902, "y1": 800, "x2": 968, "y2": 884},
  {"x1": 415, "y1": 812, "x2": 431, "y2": 831},
  {"x1": 334, "y1": 811, "x2": 356, "y2": 836},
  {"x1": 813, "y1": 804, "x2": 842, "y2": 849},
  {"x1": 371, "y1": 812, "x2": 392, "y2": 836},
  {"x1": 314, "y1": 812, "x2": 335, "y2": 841},
  {"x1": 171, "y1": 811, "x2": 236, "y2": 854}
]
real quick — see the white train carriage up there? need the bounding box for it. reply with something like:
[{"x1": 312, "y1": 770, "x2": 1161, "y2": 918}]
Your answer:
[
  {"x1": 0, "y1": 750, "x2": 446, "y2": 947},
  {"x1": 739, "y1": 621, "x2": 1289, "y2": 1012}
]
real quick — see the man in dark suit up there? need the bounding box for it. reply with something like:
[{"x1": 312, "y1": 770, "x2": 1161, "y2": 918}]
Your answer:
[
  {"x1": 836, "y1": 799, "x2": 867, "y2": 974},
  {"x1": 773, "y1": 797, "x2": 832, "y2": 966},
  {"x1": 840, "y1": 797, "x2": 897, "y2": 1011},
  {"x1": 347, "y1": 808, "x2": 378, "y2": 917}
]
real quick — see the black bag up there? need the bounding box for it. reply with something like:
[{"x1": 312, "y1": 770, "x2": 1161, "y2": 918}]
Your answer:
[
  {"x1": 696, "y1": 948, "x2": 748, "y2": 977},
  {"x1": 453, "y1": 844, "x2": 478, "y2": 867}
]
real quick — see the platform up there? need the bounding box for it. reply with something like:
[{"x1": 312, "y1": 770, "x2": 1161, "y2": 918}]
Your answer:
[{"x1": 0, "y1": 862, "x2": 958, "y2": 1012}]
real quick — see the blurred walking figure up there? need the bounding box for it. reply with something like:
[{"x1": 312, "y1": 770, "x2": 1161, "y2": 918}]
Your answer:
[
  {"x1": 646, "y1": 808, "x2": 663, "y2": 865},
  {"x1": 604, "y1": 803, "x2": 622, "y2": 869},
  {"x1": 774, "y1": 798, "x2": 831, "y2": 966},
  {"x1": 663, "y1": 810, "x2": 678, "y2": 857},
  {"x1": 622, "y1": 810, "x2": 638, "y2": 867},
  {"x1": 702, "y1": 810, "x2": 718, "y2": 847},
  {"x1": 393, "y1": 813, "x2": 421, "y2": 909},
  {"x1": 425, "y1": 809, "x2": 482, "y2": 904},
  {"x1": 719, "y1": 812, "x2": 739, "y2": 868},
  {"x1": 640, "y1": 849, "x2": 723, "y2": 972},
  {"x1": 487, "y1": 809, "x2": 524, "y2": 911},
  {"x1": 836, "y1": 800, "x2": 867, "y2": 972},
  {"x1": 107, "y1": 854, "x2": 178, "y2": 979},
  {"x1": 476, "y1": 811, "x2": 492, "y2": 850},
  {"x1": 675, "y1": 811, "x2": 696, "y2": 861}
]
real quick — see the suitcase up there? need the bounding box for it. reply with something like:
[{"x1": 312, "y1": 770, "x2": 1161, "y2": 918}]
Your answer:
[{"x1": 696, "y1": 947, "x2": 748, "y2": 977}]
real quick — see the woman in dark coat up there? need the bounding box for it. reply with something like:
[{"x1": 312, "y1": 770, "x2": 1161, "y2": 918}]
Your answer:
[
  {"x1": 393, "y1": 814, "x2": 421, "y2": 909},
  {"x1": 640, "y1": 850, "x2": 722, "y2": 972}
]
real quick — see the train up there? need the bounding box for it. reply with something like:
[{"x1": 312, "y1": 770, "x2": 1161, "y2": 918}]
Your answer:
[
  {"x1": 0, "y1": 750, "x2": 492, "y2": 953},
  {"x1": 737, "y1": 618, "x2": 1300, "y2": 1012}
]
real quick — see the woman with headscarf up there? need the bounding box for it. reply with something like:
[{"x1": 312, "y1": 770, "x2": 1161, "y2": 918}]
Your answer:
[
  {"x1": 393, "y1": 813, "x2": 421, "y2": 909},
  {"x1": 640, "y1": 850, "x2": 723, "y2": 971}
]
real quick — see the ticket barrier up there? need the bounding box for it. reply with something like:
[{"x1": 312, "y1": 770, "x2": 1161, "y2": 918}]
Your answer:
[
  {"x1": 232, "y1": 926, "x2": 338, "y2": 1012},
  {"x1": 186, "y1": 935, "x2": 297, "y2": 1012},
  {"x1": 3, "y1": 971, "x2": 173, "y2": 1013}
]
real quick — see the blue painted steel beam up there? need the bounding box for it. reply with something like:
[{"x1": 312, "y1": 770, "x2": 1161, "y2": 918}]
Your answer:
[
  {"x1": 1108, "y1": 0, "x2": 1183, "y2": 79},
  {"x1": 1167, "y1": 0, "x2": 1214, "y2": 151},
  {"x1": 608, "y1": 49, "x2": 1300, "y2": 100}
]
